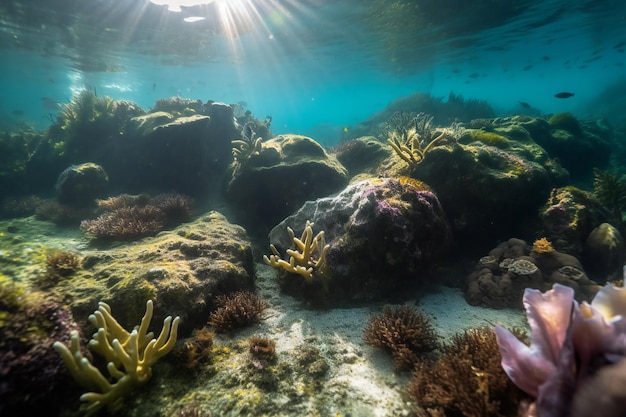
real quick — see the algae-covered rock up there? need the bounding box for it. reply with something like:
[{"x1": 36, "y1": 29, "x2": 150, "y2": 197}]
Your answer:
[
  {"x1": 226, "y1": 134, "x2": 349, "y2": 236},
  {"x1": 539, "y1": 186, "x2": 615, "y2": 257},
  {"x1": 53, "y1": 211, "x2": 254, "y2": 333},
  {"x1": 267, "y1": 177, "x2": 450, "y2": 306},
  {"x1": 404, "y1": 119, "x2": 568, "y2": 246},
  {"x1": 55, "y1": 162, "x2": 109, "y2": 207},
  {"x1": 332, "y1": 136, "x2": 391, "y2": 179}
]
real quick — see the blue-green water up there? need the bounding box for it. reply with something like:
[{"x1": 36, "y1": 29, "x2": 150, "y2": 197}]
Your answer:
[{"x1": 1, "y1": 0, "x2": 625, "y2": 142}]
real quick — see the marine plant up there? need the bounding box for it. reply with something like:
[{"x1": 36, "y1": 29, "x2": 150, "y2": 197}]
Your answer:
[
  {"x1": 386, "y1": 112, "x2": 451, "y2": 169},
  {"x1": 53, "y1": 300, "x2": 180, "y2": 416},
  {"x1": 45, "y1": 250, "x2": 81, "y2": 277},
  {"x1": 248, "y1": 335, "x2": 277, "y2": 363},
  {"x1": 495, "y1": 280, "x2": 626, "y2": 416},
  {"x1": 178, "y1": 327, "x2": 214, "y2": 369},
  {"x1": 364, "y1": 305, "x2": 439, "y2": 371},
  {"x1": 263, "y1": 220, "x2": 330, "y2": 284},
  {"x1": 592, "y1": 167, "x2": 626, "y2": 226},
  {"x1": 232, "y1": 121, "x2": 263, "y2": 164},
  {"x1": 80, "y1": 193, "x2": 194, "y2": 241},
  {"x1": 80, "y1": 205, "x2": 165, "y2": 241},
  {"x1": 464, "y1": 129, "x2": 510, "y2": 148},
  {"x1": 408, "y1": 326, "x2": 526, "y2": 417},
  {"x1": 208, "y1": 291, "x2": 268, "y2": 333}
]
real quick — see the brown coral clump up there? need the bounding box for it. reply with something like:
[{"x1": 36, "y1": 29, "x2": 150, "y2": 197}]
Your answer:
[
  {"x1": 80, "y1": 205, "x2": 165, "y2": 240},
  {"x1": 408, "y1": 326, "x2": 527, "y2": 417},
  {"x1": 151, "y1": 193, "x2": 194, "y2": 227},
  {"x1": 96, "y1": 194, "x2": 149, "y2": 211},
  {"x1": 208, "y1": 291, "x2": 268, "y2": 333},
  {"x1": 45, "y1": 250, "x2": 81, "y2": 277},
  {"x1": 248, "y1": 335, "x2": 277, "y2": 362},
  {"x1": 532, "y1": 237, "x2": 554, "y2": 254},
  {"x1": 364, "y1": 305, "x2": 439, "y2": 371},
  {"x1": 178, "y1": 327, "x2": 214, "y2": 369}
]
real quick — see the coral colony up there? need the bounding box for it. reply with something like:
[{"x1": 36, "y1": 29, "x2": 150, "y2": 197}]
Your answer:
[{"x1": 495, "y1": 266, "x2": 626, "y2": 417}]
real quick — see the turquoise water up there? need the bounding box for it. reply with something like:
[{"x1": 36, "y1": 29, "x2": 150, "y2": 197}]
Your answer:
[{"x1": 1, "y1": 0, "x2": 625, "y2": 142}]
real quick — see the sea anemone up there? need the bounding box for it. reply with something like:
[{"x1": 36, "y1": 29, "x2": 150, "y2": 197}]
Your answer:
[{"x1": 80, "y1": 205, "x2": 165, "y2": 240}]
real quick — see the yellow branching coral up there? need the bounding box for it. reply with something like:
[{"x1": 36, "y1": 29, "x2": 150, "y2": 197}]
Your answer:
[
  {"x1": 53, "y1": 300, "x2": 180, "y2": 416},
  {"x1": 263, "y1": 220, "x2": 329, "y2": 283}
]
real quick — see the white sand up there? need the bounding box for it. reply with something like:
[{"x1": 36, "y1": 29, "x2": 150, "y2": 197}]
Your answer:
[{"x1": 223, "y1": 263, "x2": 529, "y2": 416}]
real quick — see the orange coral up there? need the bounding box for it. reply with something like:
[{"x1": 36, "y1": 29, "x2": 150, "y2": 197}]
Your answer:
[{"x1": 532, "y1": 237, "x2": 554, "y2": 254}]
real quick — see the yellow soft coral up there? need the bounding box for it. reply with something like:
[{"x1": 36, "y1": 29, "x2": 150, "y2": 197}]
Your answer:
[
  {"x1": 263, "y1": 220, "x2": 329, "y2": 283},
  {"x1": 532, "y1": 237, "x2": 554, "y2": 254},
  {"x1": 54, "y1": 300, "x2": 179, "y2": 416}
]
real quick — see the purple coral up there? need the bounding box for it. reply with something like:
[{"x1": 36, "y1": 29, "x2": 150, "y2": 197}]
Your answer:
[{"x1": 495, "y1": 279, "x2": 626, "y2": 417}]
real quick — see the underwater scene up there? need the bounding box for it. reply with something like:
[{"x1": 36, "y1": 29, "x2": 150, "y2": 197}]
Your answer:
[{"x1": 2, "y1": 0, "x2": 626, "y2": 416}]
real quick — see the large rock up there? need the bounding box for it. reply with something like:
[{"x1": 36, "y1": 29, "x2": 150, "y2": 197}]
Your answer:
[
  {"x1": 55, "y1": 162, "x2": 108, "y2": 207},
  {"x1": 389, "y1": 117, "x2": 570, "y2": 247},
  {"x1": 539, "y1": 186, "x2": 615, "y2": 257},
  {"x1": 117, "y1": 103, "x2": 237, "y2": 197},
  {"x1": 267, "y1": 177, "x2": 451, "y2": 306},
  {"x1": 53, "y1": 211, "x2": 255, "y2": 334},
  {"x1": 225, "y1": 134, "x2": 349, "y2": 236}
]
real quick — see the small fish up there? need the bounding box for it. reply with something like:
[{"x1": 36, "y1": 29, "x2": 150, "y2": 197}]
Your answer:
[
  {"x1": 12, "y1": 109, "x2": 24, "y2": 116},
  {"x1": 554, "y1": 92, "x2": 575, "y2": 99},
  {"x1": 41, "y1": 96, "x2": 60, "y2": 110},
  {"x1": 519, "y1": 101, "x2": 531, "y2": 109},
  {"x1": 152, "y1": 82, "x2": 157, "y2": 92},
  {"x1": 522, "y1": 64, "x2": 533, "y2": 71}
]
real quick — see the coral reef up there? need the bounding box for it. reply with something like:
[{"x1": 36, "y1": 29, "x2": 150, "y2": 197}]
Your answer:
[
  {"x1": 263, "y1": 220, "x2": 330, "y2": 284},
  {"x1": 465, "y1": 237, "x2": 600, "y2": 308},
  {"x1": 269, "y1": 177, "x2": 450, "y2": 306},
  {"x1": 364, "y1": 305, "x2": 439, "y2": 371},
  {"x1": 208, "y1": 291, "x2": 268, "y2": 333},
  {"x1": 408, "y1": 327, "x2": 526, "y2": 417},
  {"x1": 495, "y1": 280, "x2": 626, "y2": 417},
  {"x1": 54, "y1": 300, "x2": 180, "y2": 416}
]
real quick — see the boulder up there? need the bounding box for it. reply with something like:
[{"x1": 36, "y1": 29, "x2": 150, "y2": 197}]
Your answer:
[
  {"x1": 267, "y1": 177, "x2": 451, "y2": 306},
  {"x1": 55, "y1": 162, "x2": 108, "y2": 207}
]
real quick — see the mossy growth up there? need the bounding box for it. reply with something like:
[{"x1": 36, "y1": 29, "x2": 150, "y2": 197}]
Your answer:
[
  {"x1": 464, "y1": 129, "x2": 510, "y2": 148},
  {"x1": 547, "y1": 112, "x2": 581, "y2": 134}
]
